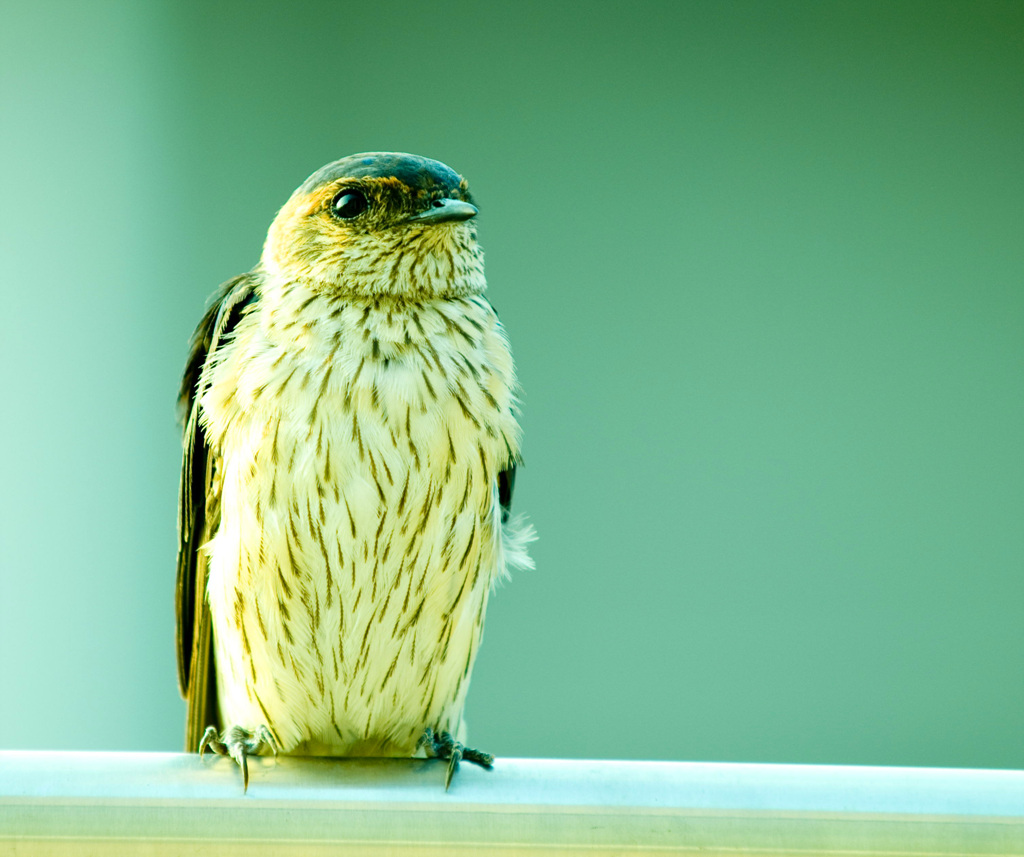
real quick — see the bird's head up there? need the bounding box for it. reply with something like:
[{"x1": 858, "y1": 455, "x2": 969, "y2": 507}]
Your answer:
[{"x1": 261, "y1": 152, "x2": 485, "y2": 301}]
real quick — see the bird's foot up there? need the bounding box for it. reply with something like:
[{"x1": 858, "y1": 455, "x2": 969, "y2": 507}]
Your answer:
[
  {"x1": 198, "y1": 724, "x2": 279, "y2": 792},
  {"x1": 419, "y1": 727, "x2": 494, "y2": 790}
]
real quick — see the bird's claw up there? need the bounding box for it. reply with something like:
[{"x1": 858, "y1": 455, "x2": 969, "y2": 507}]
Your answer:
[
  {"x1": 419, "y1": 727, "x2": 494, "y2": 790},
  {"x1": 198, "y1": 724, "x2": 278, "y2": 792}
]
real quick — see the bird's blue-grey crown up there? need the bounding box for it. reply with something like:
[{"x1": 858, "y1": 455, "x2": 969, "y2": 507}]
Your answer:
[{"x1": 298, "y1": 152, "x2": 471, "y2": 200}]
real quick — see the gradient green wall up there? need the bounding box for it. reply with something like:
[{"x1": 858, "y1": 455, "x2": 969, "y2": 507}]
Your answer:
[{"x1": 1, "y1": 0, "x2": 1021, "y2": 769}]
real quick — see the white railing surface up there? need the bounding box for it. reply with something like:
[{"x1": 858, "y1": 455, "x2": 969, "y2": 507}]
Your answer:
[{"x1": 0, "y1": 751, "x2": 1021, "y2": 855}]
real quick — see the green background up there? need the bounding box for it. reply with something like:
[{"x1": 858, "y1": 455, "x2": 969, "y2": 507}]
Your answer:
[{"x1": 1, "y1": 0, "x2": 1021, "y2": 768}]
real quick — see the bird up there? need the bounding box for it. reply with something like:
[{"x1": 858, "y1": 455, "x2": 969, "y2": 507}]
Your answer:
[{"x1": 175, "y1": 152, "x2": 533, "y2": 790}]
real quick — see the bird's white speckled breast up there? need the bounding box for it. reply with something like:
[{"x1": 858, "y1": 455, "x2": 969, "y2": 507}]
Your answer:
[{"x1": 199, "y1": 281, "x2": 522, "y2": 755}]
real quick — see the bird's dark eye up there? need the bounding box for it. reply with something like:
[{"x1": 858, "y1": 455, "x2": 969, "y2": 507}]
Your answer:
[{"x1": 331, "y1": 189, "x2": 368, "y2": 220}]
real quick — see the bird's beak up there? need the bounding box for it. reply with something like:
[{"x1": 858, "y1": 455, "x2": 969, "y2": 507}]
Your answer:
[{"x1": 407, "y1": 199, "x2": 478, "y2": 224}]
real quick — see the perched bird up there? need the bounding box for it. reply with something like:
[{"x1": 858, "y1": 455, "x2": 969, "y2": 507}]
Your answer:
[{"x1": 176, "y1": 152, "x2": 533, "y2": 789}]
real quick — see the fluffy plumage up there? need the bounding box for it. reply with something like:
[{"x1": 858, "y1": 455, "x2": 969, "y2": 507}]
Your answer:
[{"x1": 176, "y1": 153, "x2": 532, "y2": 772}]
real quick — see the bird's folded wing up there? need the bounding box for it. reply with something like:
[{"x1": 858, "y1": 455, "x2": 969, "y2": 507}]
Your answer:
[{"x1": 176, "y1": 274, "x2": 258, "y2": 751}]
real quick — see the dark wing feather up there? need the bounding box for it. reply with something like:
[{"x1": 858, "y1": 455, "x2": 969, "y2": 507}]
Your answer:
[
  {"x1": 497, "y1": 465, "x2": 516, "y2": 524},
  {"x1": 176, "y1": 273, "x2": 258, "y2": 751},
  {"x1": 488, "y1": 298, "x2": 518, "y2": 526}
]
